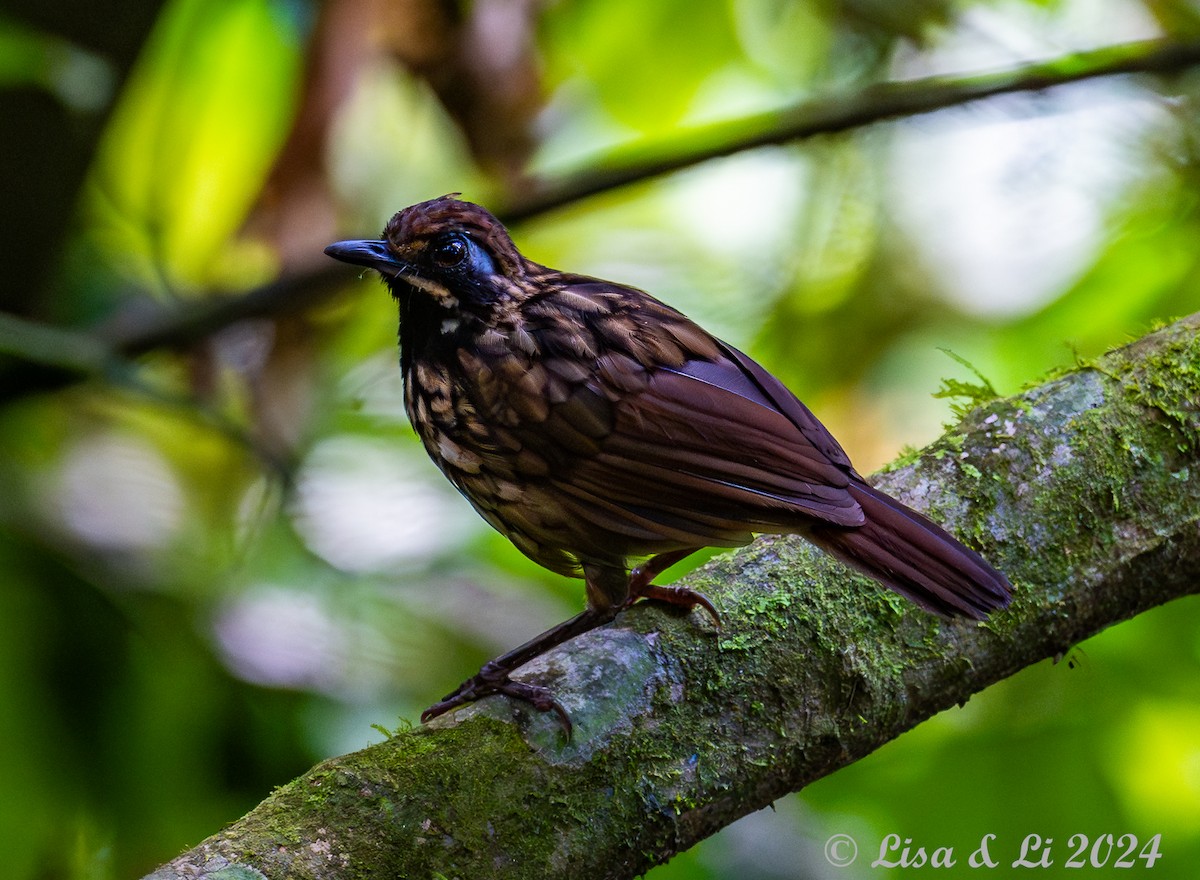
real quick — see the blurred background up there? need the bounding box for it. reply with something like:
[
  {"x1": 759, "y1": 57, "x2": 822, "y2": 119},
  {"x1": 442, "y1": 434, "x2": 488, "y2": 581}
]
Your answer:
[{"x1": 2, "y1": 0, "x2": 1199, "y2": 877}]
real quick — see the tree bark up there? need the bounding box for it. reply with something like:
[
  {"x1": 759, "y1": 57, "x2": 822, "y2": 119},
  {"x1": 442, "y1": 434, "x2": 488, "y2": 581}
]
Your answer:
[{"x1": 145, "y1": 314, "x2": 1200, "y2": 880}]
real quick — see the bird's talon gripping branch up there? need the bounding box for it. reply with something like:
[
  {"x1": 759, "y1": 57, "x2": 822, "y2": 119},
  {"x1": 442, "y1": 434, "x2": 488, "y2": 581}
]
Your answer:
[
  {"x1": 421, "y1": 674, "x2": 572, "y2": 736},
  {"x1": 624, "y1": 549, "x2": 722, "y2": 626},
  {"x1": 632, "y1": 583, "x2": 723, "y2": 629}
]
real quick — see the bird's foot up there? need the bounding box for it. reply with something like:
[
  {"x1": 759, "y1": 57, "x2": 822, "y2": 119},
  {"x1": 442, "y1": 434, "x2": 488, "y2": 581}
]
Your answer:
[
  {"x1": 626, "y1": 552, "x2": 722, "y2": 627},
  {"x1": 419, "y1": 609, "x2": 616, "y2": 738},
  {"x1": 421, "y1": 660, "x2": 572, "y2": 735},
  {"x1": 626, "y1": 581, "x2": 722, "y2": 627}
]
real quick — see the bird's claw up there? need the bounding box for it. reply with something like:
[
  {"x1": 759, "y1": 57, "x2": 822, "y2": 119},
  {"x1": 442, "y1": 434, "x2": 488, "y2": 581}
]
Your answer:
[
  {"x1": 421, "y1": 671, "x2": 573, "y2": 738},
  {"x1": 628, "y1": 582, "x2": 723, "y2": 629}
]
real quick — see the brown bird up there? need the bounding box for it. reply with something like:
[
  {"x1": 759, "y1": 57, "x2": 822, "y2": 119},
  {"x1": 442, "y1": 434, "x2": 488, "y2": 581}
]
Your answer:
[{"x1": 326, "y1": 196, "x2": 1011, "y2": 730}]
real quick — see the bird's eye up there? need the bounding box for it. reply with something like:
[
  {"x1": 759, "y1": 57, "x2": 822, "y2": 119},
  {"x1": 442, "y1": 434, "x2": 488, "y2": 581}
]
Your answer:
[{"x1": 430, "y1": 235, "x2": 468, "y2": 269}]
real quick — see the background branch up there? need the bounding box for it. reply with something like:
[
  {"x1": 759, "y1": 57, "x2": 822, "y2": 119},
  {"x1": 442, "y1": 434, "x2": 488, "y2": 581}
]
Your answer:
[
  {"x1": 503, "y1": 37, "x2": 1200, "y2": 221},
  {"x1": 146, "y1": 315, "x2": 1200, "y2": 880},
  {"x1": 5, "y1": 38, "x2": 1200, "y2": 408}
]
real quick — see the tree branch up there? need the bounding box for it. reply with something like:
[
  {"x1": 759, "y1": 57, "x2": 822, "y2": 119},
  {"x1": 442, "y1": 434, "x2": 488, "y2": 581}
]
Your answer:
[
  {"x1": 0, "y1": 267, "x2": 347, "y2": 402},
  {"x1": 6, "y1": 39, "x2": 1200, "y2": 405},
  {"x1": 145, "y1": 314, "x2": 1200, "y2": 879},
  {"x1": 502, "y1": 37, "x2": 1200, "y2": 221}
]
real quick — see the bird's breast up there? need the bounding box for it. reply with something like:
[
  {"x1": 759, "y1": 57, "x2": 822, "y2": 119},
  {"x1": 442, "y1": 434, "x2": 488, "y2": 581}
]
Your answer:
[{"x1": 403, "y1": 328, "x2": 571, "y2": 492}]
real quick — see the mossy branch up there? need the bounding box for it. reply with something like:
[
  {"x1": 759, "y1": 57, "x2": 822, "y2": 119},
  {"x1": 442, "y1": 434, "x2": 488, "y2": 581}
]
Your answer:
[{"x1": 145, "y1": 315, "x2": 1200, "y2": 879}]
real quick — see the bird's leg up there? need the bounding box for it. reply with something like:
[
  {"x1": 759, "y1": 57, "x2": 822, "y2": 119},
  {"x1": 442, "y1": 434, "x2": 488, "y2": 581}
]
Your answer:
[
  {"x1": 421, "y1": 553, "x2": 719, "y2": 733},
  {"x1": 421, "y1": 606, "x2": 615, "y2": 733},
  {"x1": 625, "y1": 549, "x2": 721, "y2": 626}
]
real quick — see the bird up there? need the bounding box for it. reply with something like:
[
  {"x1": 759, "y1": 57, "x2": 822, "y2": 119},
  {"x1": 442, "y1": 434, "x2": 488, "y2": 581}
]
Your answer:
[{"x1": 325, "y1": 195, "x2": 1011, "y2": 731}]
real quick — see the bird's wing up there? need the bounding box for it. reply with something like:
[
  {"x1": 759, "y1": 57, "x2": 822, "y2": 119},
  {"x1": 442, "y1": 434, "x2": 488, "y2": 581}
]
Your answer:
[
  {"x1": 516, "y1": 344, "x2": 865, "y2": 558},
  {"x1": 495, "y1": 279, "x2": 863, "y2": 555},
  {"x1": 711, "y1": 341, "x2": 856, "y2": 472},
  {"x1": 597, "y1": 344, "x2": 862, "y2": 523}
]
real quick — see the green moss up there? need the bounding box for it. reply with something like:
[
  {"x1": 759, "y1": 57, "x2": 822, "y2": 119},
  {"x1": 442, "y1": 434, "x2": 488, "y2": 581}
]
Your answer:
[
  {"x1": 716, "y1": 586, "x2": 797, "y2": 651},
  {"x1": 945, "y1": 316, "x2": 1200, "y2": 618},
  {"x1": 879, "y1": 443, "x2": 922, "y2": 473},
  {"x1": 1111, "y1": 327, "x2": 1200, "y2": 449}
]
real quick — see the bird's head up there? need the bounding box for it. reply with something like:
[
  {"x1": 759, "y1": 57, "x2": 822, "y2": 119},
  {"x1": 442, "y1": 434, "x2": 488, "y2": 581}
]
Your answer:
[{"x1": 324, "y1": 196, "x2": 526, "y2": 313}]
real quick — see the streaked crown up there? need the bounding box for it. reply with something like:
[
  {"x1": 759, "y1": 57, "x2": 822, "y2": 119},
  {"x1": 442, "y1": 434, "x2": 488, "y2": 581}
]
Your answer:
[{"x1": 382, "y1": 195, "x2": 525, "y2": 278}]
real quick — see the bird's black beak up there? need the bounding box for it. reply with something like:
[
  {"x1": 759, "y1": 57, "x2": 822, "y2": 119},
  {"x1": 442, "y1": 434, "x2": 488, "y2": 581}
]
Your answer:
[{"x1": 324, "y1": 239, "x2": 406, "y2": 277}]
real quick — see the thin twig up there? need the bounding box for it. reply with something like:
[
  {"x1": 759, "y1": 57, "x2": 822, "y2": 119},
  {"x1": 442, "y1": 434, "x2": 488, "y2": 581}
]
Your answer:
[
  {"x1": 4, "y1": 38, "x2": 1200, "y2": 400},
  {"x1": 501, "y1": 37, "x2": 1200, "y2": 220}
]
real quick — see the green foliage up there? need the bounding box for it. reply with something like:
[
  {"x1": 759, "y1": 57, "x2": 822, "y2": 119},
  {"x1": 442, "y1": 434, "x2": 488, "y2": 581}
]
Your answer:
[
  {"x1": 933, "y1": 348, "x2": 999, "y2": 419},
  {"x1": 89, "y1": 0, "x2": 302, "y2": 292}
]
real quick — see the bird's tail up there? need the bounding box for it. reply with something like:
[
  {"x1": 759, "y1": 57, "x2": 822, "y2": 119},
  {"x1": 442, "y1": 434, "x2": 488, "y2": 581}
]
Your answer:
[{"x1": 811, "y1": 481, "x2": 1011, "y2": 620}]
